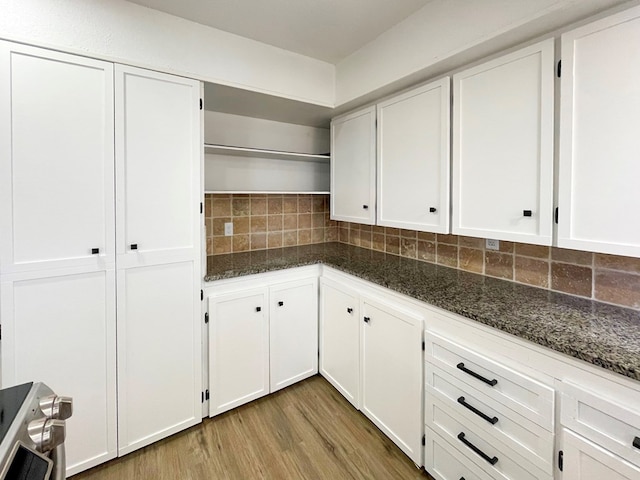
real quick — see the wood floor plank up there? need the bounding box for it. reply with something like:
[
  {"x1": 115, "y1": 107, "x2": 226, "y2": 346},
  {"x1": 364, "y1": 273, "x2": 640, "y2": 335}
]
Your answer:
[{"x1": 72, "y1": 376, "x2": 433, "y2": 480}]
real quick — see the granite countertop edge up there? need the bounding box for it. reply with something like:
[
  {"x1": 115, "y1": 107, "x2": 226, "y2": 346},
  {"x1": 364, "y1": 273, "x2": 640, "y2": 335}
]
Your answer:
[{"x1": 205, "y1": 243, "x2": 640, "y2": 382}]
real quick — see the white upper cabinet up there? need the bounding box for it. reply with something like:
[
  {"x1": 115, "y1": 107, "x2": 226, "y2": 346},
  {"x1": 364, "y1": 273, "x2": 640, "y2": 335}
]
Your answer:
[
  {"x1": 331, "y1": 106, "x2": 376, "y2": 225},
  {"x1": 452, "y1": 39, "x2": 555, "y2": 245},
  {"x1": 558, "y1": 6, "x2": 640, "y2": 257},
  {"x1": 115, "y1": 64, "x2": 201, "y2": 267},
  {"x1": 377, "y1": 78, "x2": 450, "y2": 233},
  {"x1": 0, "y1": 41, "x2": 115, "y2": 274}
]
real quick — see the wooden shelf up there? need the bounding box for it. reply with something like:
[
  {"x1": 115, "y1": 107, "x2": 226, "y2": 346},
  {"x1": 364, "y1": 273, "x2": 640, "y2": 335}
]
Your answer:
[{"x1": 204, "y1": 144, "x2": 330, "y2": 162}]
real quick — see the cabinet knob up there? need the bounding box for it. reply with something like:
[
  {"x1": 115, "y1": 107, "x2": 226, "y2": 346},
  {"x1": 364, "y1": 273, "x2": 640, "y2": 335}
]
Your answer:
[
  {"x1": 633, "y1": 436, "x2": 640, "y2": 449},
  {"x1": 523, "y1": 210, "x2": 532, "y2": 217},
  {"x1": 362, "y1": 205, "x2": 369, "y2": 210},
  {"x1": 130, "y1": 244, "x2": 138, "y2": 250},
  {"x1": 278, "y1": 301, "x2": 284, "y2": 307},
  {"x1": 363, "y1": 316, "x2": 370, "y2": 323},
  {"x1": 255, "y1": 307, "x2": 261, "y2": 312},
  {"x1": 347, "y1": 307, "x2": 353, "y2": 314},
  {"x1": 429, "y1": 207, "x2": 437, "y2": 213},
  {"x1": 91, "y1": 248, "x2": 100, "y2": 255}
]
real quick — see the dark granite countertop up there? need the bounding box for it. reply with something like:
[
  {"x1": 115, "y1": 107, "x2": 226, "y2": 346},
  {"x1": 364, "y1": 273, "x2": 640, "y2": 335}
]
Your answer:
[{"x1": 205, "y1": 243, "x2": 640, "y2": 382}]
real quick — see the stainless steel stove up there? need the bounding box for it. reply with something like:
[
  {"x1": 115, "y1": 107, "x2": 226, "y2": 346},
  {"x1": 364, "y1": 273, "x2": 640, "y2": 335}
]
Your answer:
[{"x1": 0, "y1": 382, "x2": 72, "y2": 480}]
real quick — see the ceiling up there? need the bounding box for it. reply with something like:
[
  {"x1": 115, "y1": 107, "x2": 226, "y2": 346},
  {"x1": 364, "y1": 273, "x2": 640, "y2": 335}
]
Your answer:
[{"x1": 126, "y1": 0, "x2": 432, "y2": 63}]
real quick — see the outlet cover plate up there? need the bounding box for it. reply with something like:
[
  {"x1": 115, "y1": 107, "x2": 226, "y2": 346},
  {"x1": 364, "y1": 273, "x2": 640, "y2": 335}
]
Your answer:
[
  {"x1": 224, "y1": 222, "x2": 233, "y2": 236},
  {"x1": 486, "y1": 239, "x2": 500, "y2": 251}
]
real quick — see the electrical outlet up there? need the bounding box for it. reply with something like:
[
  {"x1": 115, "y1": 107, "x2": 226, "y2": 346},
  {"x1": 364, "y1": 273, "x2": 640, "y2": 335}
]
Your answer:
[
  {"x1": 486, "y1": 239, "x2": 500, "y2": 251},
  {"x1": 224, "y1": 222, "x2": 233, "y2": 236}
]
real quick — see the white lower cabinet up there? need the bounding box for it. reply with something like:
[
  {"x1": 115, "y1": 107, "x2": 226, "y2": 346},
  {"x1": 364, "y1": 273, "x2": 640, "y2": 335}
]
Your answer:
[
  {"x1": 270, "y1": 279, "x2": 318, "y2": 392},
  {"x1": 319, "y1": 279, "x2": 360, "y2": 407},
  {"x1": 424, "y1": 312, "x2": 554, "y2": 480},
  {"x1": 209, "y1": 288, "x2": 270, "y2": 416},
  {"x1": 0, "y1": 269, "x2": 117, "y2": 475},
  {"x1": 319, "y1": 273, "x2": 424, "y2": 466},
  {"x1": 562, "y1": 429, "x2": 640, "y2": 480},
  {"x1": 361, "y1": 299, "x2": 424, "y2": 465},
  {"x1": 207, "y1": 271, "x2": 318, "y2": 417},
  {"x1": 116, "y1": 262, "x2": 202, "y2": 455},
  {"x1": 559, "y1": 382, "x2": 640, "y2": 479}
]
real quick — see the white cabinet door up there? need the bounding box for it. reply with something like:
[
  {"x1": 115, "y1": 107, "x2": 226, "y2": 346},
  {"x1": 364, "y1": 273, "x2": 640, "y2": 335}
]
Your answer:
[
  {"x1": 563, "y1": 429, "x2": 640, "y2": 480},
  {"x1": 361, "y1": 298, "x2": 423, "y2": 465},
  {"x1": 209, "y1": 289, "x2": 269, "y2": 416},
  {"x1": 377, "y1": 78, "x2": 450, "y2": 233},
  {"x1": 0, "y1": 41, "x2": 115, "y2": 275},
  {"x1": 558, "y1": 6, "x2": 640, "y2": 257},
  {"x1": 116, "y1": 262, "x2": 201, "y2": 455},
  {"x1": 319, "y1": 279, "x2": 360, "y2": 408},
  {"x1": 330, "y1": 106, "x2": 376, "y2": 224},
  {"x1": 269, "y1": 278, "x2": 318, "y2": 392},
  {"x1": 452, "y1": 39, "x2": 554, "y2": 245},
  {"x1": 114, "y1": 65, "x2": 202, "y2": 455},
  {"x1": 115, "y1": 64, "x2": 201, "y2": 268},
  {"x1": 0, "y1": 269, "x2": 117, "y2": 476}
]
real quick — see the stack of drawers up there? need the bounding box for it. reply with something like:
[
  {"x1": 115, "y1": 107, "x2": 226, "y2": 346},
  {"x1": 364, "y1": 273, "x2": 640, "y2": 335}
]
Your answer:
[{"x1": 424, "y1": 332, "x2": 555, "y2": 480}]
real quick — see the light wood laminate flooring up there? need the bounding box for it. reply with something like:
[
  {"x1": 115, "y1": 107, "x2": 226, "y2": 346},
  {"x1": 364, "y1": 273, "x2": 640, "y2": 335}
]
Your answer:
[{"x1": 72, "y1": 375, "x2": 433, "y2": 480}]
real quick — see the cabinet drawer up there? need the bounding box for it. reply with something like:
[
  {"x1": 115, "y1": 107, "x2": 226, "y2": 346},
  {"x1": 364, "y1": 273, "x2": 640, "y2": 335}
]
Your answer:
[
  {"x1": 426, "y1": 361, "x2": 554, "y2": 473},
  {"x1": 425, "y1": 428, "x2": 494, "y2": 480},
  {"x1": 426, "y1": 332, "x2": 554, "y2": 429},
  {"x1": 561, "y1": 382, "x2": 640, "y2": 468},
  {"x1": 426, "y1": 396, "x2": 550, "y2": 480}
]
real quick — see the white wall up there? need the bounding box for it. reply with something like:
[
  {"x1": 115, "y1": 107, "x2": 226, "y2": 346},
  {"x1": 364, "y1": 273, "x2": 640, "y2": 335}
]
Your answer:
[
  {"x1": 0, "y1": 0, "x2": 335, "y2": 107},
  {"x1": 204, "y1": 111, "x2": 329, "y2": 154},
  {"x1": 335, "y1": 0, "x2": 629, "y2": 107}
]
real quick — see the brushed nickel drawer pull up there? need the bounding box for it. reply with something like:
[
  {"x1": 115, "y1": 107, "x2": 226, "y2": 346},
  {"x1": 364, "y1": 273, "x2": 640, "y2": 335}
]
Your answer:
[
  {"x1": 456, "y1": 362, "x2": 498, "y2": 387},
  {"x1": 457, "y1": 432, "x2": 498, "y2": 466},
  {"x1": 457, "y1": 396, "x2": 498, "y2": 425}
]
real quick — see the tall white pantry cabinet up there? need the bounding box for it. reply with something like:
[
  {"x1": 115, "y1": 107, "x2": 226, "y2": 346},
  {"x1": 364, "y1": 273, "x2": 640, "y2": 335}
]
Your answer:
[{"x1": 0, "y1": 42, "x2": 202, "y2": 475}]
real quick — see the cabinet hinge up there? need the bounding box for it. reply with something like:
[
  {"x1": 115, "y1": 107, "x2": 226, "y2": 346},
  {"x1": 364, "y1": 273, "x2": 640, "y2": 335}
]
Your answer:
[
  {"x1": 558, "y1": 450, "x2": 563, "y2": 471},
  {"x1": 554, "y1": 207, "x2": 559, "y2": 224},
  {"x1": 422, "y1": 434, "x2": 425, "y2": 446},
  {"x1": 200, "y1": 98, "x2": 203, "y2": 110},
  {"x1": 200, "y1": 202, "x2": 203, "y2": 214},
  {"x1": 201, "y1": 290, "x2": 204, "y2": 301},
  {"x1": 204, "y1": 312, "x2": 209, "y2": 324},
  {"x1": 205, "y1": 389, "x2": 210, "y2": 400},
  {"x1": 557, "y1": 60, "x2": 562, "y2": 78}
]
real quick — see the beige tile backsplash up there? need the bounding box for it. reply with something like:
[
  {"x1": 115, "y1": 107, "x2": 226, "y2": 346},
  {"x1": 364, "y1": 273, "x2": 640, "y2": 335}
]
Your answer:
[
  {"x1": 336, "y1": 221, "x2": 640, "y2": 311},
  {"x1": 205, "y1": 194, "x2": 640, "y2": 310},
  {"x1": 205, "y1": 194, "x2": 337, "y2": 255}
]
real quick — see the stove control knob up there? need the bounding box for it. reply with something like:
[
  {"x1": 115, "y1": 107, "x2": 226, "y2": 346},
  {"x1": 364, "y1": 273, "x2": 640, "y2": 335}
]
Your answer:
[
  {"x1": 40, "y1": 395, "x2": 73, "y2": 420},
  {"x1": 28, "y1": 418, "x2": 66, "y2": 452}
]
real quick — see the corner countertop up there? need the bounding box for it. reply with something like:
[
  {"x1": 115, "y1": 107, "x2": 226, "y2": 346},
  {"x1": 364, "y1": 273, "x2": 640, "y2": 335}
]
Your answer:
[{"x1": 205, "y1": 243, "x2": 640, "y2": 382}]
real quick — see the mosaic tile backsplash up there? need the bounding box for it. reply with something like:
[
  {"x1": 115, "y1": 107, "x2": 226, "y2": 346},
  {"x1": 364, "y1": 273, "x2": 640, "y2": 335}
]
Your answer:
[{"x1": 205, "y1": 194, "x2": 640, "y2": 310}]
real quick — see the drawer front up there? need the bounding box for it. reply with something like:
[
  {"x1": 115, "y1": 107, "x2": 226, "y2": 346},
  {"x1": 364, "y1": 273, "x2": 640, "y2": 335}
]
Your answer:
[
  {"x1": 426, "y1": 361, "x2": 554, "y2": 473},
  {"x1": 426, "y1": 332, "x2": 554, "y2": 429},
  {"x1": 426, "y1": 396, "x2": 549, "y2": 480},
  {"x1": 561, "y1": 382, "x2": 640, "y2": 468},
  {"x1": 425, "y1": 428, "x2": 494, "y2": 480}
]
